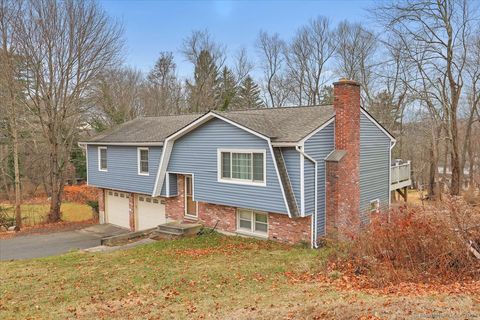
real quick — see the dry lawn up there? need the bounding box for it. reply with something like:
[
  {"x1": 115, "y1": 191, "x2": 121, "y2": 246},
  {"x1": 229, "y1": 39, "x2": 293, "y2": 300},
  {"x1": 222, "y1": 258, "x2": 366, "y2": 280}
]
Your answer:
[
  {"x1": 1, "y1": 233, "x2": 479, "y2": 320},
  {"x1": 1, "y1": 202, "x2": 93, "y2": 226}
]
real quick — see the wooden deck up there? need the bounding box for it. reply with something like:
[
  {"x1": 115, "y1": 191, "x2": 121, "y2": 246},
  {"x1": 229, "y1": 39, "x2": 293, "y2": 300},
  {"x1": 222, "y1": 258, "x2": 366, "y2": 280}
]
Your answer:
[{"x1": 391, "y1": 161, "x2": 412, "y2": 201}]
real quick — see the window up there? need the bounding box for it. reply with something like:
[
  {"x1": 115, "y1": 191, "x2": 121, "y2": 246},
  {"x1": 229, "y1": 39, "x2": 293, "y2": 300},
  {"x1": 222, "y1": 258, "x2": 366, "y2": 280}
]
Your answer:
[
  {"x1": 370, "y1": 199, "x2": 380, "y2": 213},
  {"x1": 98, "y1": 147, "x2": 107, "y2": 171},
  {"x1": 219, "y1": 150, "x2": 265, "y2": 185},
  {"x1": 237, "y1": 209, "x2": 268, "y2": 236},
  {"x1": 138, "y1": 148, "x2": 149, "y2": 175}
]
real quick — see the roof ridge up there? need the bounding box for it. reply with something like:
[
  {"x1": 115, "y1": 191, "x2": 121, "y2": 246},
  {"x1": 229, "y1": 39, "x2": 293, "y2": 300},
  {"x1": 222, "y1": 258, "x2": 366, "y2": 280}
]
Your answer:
[
  {"x1": 218, "y1": 104, "x2": 333, "y2": 114},
  {"x1": 139, "y1": 113, "x2": 203, "y2": 119},
  {"x1": 139, "y1": 104, "x2": 333, "y2": 119}
]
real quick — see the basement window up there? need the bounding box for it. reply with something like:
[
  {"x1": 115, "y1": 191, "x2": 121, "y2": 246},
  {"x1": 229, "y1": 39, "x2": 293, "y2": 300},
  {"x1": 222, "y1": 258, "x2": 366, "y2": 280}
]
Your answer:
[
  {"x1": 370, "y1": 199, "x2": 380, "y2": 213},
  {"x1": 237, "y1": 209, "x2": 268, "y2": 237}
]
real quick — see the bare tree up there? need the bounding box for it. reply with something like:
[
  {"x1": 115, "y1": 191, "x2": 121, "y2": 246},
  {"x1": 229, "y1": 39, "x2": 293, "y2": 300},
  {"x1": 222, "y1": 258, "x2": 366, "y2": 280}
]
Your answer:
[
  {"x1": 181, "y1": 29, "x2": 226, "y2": 70},
  {"x1": 144, "y1": 52, "x2": 183, "y2": 116},
  {"x1": 89, "y1": 66, "x2": 143, "y2": 131},
  {"x1": 285, "y1": 16, "x2": 336, "y2": 105},
  {"x1": 15, "y1": 0, "x2": 123, "y2": 222},
  {"x1": 376, "y1": 0, "x2": 476, "y2": 196},
  {"x1": 335, "y1": 21, "x2": 378, "y2": 106},
  {"x1": 0, "y1": 0, "x2": 23, "y2": 230},
  {"x1": 256, "y1": 31, "x2": 288, "y2": 107},
  {"x1": 233, "y1": 47, "x2": 254, "y2": 86}
]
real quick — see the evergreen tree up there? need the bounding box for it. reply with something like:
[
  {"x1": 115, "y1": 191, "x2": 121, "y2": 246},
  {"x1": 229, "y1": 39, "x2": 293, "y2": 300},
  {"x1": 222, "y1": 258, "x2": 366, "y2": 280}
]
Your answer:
[
  {"x1": 186, "y1": 50, "x2": 218, "y2": 112},
  {"x1": 216, "y1": 66, "x2": 237, "y2": 111},
  {"x1": 234, "y1": 76, "x2": 264, "y2": 109},
  {"x1": 318, "y1": 85, "x2": 333, "y2": 105}
]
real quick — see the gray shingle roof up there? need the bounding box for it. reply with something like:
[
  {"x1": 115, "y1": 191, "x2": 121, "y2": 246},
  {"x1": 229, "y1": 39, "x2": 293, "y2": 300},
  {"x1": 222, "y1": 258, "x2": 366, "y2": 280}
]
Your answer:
[
  {"x1": 83, "y1": 105, "x2": 335, "y2": 144},
  {"x1": 84, "y1": 114, "x2": 201, "y2": 143}
]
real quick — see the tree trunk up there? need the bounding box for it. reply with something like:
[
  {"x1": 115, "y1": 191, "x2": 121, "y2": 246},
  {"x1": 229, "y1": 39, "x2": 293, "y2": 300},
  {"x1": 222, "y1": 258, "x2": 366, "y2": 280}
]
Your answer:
[
  {"x1": 428, "y1": 147, "x2": 438, "y2": 199},
  {"x1": 450, "y1": 115, "x2": 461, "y2": 195},
  {"x1": 47, "y1": 141, "x2": 63, "y2": 222},
  {"x1": 428, "y1": 125, "x2": 441, "y2": 199},
  {"x1": 468, "y1": 147, "x2": 475, "y2": 190},
  {"x1": 12, "y1": 123, "x2": 21, "y2": 231}
]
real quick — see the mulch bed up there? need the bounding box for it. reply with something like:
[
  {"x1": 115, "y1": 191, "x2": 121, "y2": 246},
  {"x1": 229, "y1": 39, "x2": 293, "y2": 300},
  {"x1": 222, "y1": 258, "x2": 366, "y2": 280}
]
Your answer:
[{"x1": 0, "y1": 219, "x2": 96, "y2": 239}]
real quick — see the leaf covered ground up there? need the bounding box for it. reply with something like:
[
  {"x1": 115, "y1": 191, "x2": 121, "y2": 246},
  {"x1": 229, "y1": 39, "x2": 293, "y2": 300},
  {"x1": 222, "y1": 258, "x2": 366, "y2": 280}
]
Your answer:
[{"x1": 1, "y1": 233, "x2": 479, "y2": 319}]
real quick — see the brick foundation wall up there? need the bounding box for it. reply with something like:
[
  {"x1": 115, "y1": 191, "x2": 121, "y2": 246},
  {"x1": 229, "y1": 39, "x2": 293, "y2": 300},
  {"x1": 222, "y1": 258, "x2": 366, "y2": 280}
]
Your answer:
[
  {"x1": 98, "y1": 188, "x2": 105, "y2": 224},
  {"x1": 269, "y1": 213, "x2": 311, "y2": 244},
  {"x1": 165, "y1": 175, "x2": 186, "y2": 221},
  {"x1": 198, "y1": 202, "x2": 237, "y2": 232},
  {"x1": 129, "y1": 193, "x2": 135, "y2": 231},
  {"x1": 164, "y1": 174, "x2": 311, "y2": 244}
]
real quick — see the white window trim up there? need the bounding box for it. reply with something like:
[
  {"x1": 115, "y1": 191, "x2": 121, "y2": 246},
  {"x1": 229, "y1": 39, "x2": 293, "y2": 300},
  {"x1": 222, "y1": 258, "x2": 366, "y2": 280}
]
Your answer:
[
  {"x1": 236, "y1": 209, "x2": 268, "y2": 238},
  {"x1": 98, "y1": 146, "x2": 107, "y2": 172},
  {"x1": 217, "y1": 148, "x2": 267, "y2": 187},
  {"x1": 370, "y1": 199, "x2": 380, "y2": 213},
  {"x1": 137, "y1": 147, "x2": 150, "y2": 176}
]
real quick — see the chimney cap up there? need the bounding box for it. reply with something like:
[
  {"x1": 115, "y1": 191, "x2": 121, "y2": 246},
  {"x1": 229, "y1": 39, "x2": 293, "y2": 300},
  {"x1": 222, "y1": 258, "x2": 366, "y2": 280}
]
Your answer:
[{"x1": 333, "y1": 78, "x2": 360, "y2": 87}]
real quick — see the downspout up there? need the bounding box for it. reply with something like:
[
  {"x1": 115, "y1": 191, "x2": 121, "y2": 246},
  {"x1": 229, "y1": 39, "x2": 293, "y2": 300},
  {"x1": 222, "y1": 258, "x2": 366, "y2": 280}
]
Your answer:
[
  {"x1": 388, "y1": 140, "x2": 397, "y2": 207},
  {"x1": 296, "y1": 146, "x2": 318, "y2": 249}
]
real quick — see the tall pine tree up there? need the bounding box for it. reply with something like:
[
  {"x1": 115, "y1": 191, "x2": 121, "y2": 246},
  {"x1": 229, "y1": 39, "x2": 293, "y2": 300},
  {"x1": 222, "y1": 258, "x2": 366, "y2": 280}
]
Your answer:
[
  {"x1": 234, "y1": 76, "x2": 264, "y2": 109},
  {"x1": 216, "y1": 66, "x2": 237, "y2": 111},
  {"x1": 186, "y1": 50, "x2": 218, "y2": 112}
]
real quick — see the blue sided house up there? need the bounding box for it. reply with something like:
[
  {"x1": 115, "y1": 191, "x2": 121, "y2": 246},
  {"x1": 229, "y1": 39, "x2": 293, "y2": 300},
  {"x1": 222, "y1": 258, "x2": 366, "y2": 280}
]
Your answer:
[{"x1": 80, "y1": 79, "x2": 403, "y2": 246}]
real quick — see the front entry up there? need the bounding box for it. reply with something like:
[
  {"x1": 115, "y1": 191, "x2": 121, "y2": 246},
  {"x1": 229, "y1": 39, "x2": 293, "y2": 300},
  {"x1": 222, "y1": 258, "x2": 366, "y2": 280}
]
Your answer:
[{"x1": 184, "y1": 175, "x2": 198, "y2": 218}]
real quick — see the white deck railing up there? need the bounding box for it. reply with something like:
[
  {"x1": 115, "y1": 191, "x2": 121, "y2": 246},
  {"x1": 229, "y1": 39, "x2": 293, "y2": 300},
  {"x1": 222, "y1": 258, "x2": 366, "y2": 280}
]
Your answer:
[{"x1": 391, "y1": 161, "x2": 412, "y2": 191}]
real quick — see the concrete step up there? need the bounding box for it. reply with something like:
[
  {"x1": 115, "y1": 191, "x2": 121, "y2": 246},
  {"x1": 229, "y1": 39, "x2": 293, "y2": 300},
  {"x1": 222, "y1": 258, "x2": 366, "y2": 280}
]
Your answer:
[
  {"x1": 149, "y1": 230, "x2": 183, "y2": 240},
  {"x1": 157, "y1": 222, "x2": 202, "y2": 235},
  {"x1": 101, "y1": 227, "x2": 156, "y2": 246}
]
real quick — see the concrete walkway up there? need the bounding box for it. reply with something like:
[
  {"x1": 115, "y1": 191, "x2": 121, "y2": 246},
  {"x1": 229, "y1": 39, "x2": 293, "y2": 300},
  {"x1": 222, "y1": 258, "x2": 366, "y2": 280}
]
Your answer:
[{"x1": 0, "y1": 224, "x2": 128, "y2": 261}]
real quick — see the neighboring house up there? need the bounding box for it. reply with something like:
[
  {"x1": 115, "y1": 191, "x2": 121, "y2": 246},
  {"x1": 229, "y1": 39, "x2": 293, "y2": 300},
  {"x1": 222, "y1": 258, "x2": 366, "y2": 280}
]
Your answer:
[{"x1": 79, "y1": 79, "x2": 396, "y2": 246}]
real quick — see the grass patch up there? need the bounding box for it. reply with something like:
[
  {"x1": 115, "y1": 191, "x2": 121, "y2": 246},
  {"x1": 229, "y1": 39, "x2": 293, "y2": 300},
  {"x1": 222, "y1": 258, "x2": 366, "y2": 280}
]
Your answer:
[
  {"x1": 1, "y1": 202, "x2": 93, "y2": 226},
  {"x1": 1, "y1": 233, "x2": 479, "y2": 319}
]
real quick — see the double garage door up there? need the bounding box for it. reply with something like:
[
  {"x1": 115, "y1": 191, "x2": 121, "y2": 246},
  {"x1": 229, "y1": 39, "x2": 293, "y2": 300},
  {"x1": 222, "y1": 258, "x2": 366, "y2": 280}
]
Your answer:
[{"x1": 105, "y1": 191, "x2": 166, "y2": 230}]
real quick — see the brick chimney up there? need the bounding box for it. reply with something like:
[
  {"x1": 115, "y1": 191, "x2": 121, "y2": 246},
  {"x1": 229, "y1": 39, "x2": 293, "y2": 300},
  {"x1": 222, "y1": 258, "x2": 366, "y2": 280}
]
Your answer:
[{"x1": 325, "y1": 79, "x2": 361, "y2": 240}]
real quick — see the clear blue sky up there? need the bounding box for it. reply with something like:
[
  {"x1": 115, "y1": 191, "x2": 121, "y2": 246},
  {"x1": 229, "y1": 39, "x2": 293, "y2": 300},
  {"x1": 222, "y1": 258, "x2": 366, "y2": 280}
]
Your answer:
[{"x1": 100, "y1": 0, "x2": 376, "y2": 78}]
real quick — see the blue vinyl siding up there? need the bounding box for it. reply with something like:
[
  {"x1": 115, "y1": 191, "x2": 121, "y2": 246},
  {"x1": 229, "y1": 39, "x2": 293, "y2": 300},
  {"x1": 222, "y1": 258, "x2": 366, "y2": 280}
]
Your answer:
[
  {"x1": 281, "y1": 148, "x2": 301, "y2": 208},
  {"x1": 168, "y1": 173, "x2": 178, "y2": 196},
  {"x1": 304, "y1": 160, "x2": 315, "y2": 214},
  {"x1": 304, "y1": 121, "x2": 335, "y2": 237},
  {"x1": 167, "y1": 118, "x2": 288, "y2": 214},
  {"x1": 360, "y1": 113, "x2": 391, "y2": 223},
  {"x1": 87, "y1": 145, "x2": 167, "y2": 195}
]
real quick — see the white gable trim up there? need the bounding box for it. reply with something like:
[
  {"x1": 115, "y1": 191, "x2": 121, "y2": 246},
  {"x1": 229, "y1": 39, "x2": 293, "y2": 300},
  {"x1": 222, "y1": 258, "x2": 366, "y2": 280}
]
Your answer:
[
  {"x1": 151, "y1": 111, "x2": 292, "y2": 217},
  {"x1": 360, "y1": 108, "x2": 396, "y2": 142}
]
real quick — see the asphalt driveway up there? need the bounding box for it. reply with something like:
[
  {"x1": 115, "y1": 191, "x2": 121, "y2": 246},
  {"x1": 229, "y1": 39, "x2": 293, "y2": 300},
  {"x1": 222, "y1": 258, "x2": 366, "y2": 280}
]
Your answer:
[{"x1": 0, "y1": 224, "x2": 128, "y2": 261}]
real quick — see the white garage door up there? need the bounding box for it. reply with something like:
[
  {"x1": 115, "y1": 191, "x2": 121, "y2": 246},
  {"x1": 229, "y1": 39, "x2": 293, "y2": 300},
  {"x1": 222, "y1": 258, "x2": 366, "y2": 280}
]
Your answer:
[
  {"x1": 137, "y1": 195, "x2": 166, "y2": 230},
  {"x1": 106, "y1": 190, "x2": 130, "y2": 229}
]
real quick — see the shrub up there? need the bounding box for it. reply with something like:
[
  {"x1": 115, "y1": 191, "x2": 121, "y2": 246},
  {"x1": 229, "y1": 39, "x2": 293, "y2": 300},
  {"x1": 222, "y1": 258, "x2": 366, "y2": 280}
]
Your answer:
[
  {"x1": 338, "y1": 197, "x2": 480, "y2": 285},
  {"x1": 0, "y1": 207, "x2": 15, "y2": 229},
  {"x1": 63, "y1": 185, "x2": 98, "y2": 204}
]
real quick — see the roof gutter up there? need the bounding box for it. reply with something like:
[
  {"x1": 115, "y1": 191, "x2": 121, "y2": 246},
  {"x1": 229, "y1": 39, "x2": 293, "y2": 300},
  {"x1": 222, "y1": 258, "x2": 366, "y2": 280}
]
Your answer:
[
  {"x1": 271, "y1": 142, "x2": 300, "y2": 147},
  {"x1": 296, "y1": 145, "x2": 318, "y2": 249},
  {"x1": 78, "y1": 141, "x2": 164, "y2": 146}
]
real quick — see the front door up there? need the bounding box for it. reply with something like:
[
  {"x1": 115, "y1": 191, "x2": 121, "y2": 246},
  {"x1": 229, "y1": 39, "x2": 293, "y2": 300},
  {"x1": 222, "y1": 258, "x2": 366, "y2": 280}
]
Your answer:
[{"x1": 184, "y1": 175, "x2": 198, "y2": 218}]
